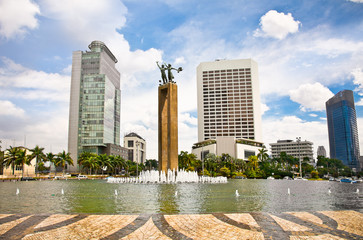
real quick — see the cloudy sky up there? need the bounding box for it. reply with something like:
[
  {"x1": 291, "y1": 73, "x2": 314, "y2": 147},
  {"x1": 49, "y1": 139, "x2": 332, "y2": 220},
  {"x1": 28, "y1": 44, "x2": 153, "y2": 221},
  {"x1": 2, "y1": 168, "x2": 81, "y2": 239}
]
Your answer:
[{"x1": 0, "y1": 0, "x2": 362, "y2": 160}]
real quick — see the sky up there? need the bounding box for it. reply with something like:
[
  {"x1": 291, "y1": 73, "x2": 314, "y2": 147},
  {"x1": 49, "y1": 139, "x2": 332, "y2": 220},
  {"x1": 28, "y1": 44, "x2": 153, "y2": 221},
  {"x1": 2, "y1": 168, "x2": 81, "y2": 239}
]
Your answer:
[{"x1": 0, "y1": 0, "x2": 362, "y2": 160}]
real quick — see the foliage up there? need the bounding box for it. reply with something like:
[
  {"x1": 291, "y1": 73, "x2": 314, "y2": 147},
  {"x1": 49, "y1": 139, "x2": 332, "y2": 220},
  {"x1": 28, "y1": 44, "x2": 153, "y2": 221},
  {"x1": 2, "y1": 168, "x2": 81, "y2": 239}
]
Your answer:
[
  {"x1": 219, "y1": 166, "x2": 231, "y2": 177},
  {"x1": 311, "y1": 170, "x2": 319, "y2": 179},
  {"x1": 28, "y1": 145, "x2": 46, "y2": 177}
]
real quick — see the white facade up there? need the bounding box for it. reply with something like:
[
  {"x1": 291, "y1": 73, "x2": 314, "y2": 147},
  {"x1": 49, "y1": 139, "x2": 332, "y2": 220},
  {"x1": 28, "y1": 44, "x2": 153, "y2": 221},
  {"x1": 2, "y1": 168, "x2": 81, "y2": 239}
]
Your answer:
[
  {"x1": 192, "y1": 137, "x2": 263, "y2": 161},
  {"x1": 197, "y1": 59, "x2": 262, "y2": 142},
  {"x1": 123, "y1": 133, "x2": 146, "y2": 164},
  {"x1": 270, "y1": 140, "x2": 314, "y2": 161}
]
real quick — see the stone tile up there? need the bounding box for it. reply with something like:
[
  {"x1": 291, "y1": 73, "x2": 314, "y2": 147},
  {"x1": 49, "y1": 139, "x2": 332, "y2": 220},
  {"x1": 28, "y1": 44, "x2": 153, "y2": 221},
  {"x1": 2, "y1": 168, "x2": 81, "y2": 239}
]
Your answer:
[
  {"x1": 34, "y1": 214, "x2": 78, "y2": 229},
  {"x1": 224, "y1": 213, "x2": 260, "y2": 228},
  {"x1": 0, "y1": 215, "x2": 32, "y2": 235},
  {"x1": 286, "y1": 212, "x2": 324, "y2": 225},
  {"x1": 165, "y1": 214, "x2": 264, "y2": 240},
  {"x1": 269, "y1": 214, "x2": 312, "y2": 232},
  {"x1": 290, "y1": 233, "x2": 346, "y2": 239},
  {"x1": 319, "y1": 210, "x2": 363, "y2": 236},
  {"x1": 0, "y1": 214, "x2": 12, "y2": 220},
  {"x1": 23, "y1": 215, "x2": 138, "y2": 240},
  {"x1": 122, "y1": 217, "x2": 171, "y2": 240}
]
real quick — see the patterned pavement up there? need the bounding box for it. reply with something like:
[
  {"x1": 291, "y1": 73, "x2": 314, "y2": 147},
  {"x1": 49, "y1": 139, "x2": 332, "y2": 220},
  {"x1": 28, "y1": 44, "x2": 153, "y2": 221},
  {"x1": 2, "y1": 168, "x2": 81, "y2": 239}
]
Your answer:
[{"x1": 0, "y1": 210, "x2": 362, "y2": 239}]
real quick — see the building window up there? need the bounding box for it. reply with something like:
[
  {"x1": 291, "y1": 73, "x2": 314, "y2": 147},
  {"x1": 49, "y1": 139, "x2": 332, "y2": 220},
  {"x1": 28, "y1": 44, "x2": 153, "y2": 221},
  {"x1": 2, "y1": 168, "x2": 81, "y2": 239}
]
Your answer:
[
  {"x1": 128, "y1": 140, "x2": 134, "y2": 147},
  {"x1": 245, "y1": 150, "x2": 255, "y2": 159}
]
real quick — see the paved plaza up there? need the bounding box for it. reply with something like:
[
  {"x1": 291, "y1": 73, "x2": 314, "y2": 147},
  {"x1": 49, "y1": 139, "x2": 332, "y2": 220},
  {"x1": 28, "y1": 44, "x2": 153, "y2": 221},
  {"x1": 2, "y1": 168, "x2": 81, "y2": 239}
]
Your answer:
[{"x1": 0, "y1": 210, "x2": 362, "y2": 239}]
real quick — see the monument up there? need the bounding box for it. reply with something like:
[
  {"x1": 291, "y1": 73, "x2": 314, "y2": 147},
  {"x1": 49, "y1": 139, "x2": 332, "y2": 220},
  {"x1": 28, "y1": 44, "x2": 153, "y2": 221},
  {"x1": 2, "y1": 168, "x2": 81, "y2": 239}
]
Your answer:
[{"x1": 157, "y1": 61, "x2": 182, "y2": 173}]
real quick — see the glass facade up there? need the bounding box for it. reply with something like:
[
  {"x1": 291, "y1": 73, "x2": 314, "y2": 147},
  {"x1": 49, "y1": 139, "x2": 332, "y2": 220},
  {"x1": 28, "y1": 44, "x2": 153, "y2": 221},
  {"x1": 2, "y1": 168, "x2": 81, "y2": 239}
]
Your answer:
[
  {"x1": 77, "y1": 41, "x2": 121, "y2": 155},
  {"x1": 326, "y1": 90, "x2": 360, "y2": 171}
]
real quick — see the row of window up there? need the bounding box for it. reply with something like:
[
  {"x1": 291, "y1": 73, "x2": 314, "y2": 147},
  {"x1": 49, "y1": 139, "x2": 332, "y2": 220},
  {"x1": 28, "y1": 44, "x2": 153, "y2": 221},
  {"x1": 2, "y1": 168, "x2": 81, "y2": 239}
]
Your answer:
[{"x1": 202, "y1": 68, "x2": 251, "y2": 73}]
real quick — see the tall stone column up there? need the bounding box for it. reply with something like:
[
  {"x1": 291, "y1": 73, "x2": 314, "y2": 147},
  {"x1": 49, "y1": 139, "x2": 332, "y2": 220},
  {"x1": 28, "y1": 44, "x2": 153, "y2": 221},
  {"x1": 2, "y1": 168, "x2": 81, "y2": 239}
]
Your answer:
[{"x1": 158, "y1": 82, "x2": 178, "y2": 173}]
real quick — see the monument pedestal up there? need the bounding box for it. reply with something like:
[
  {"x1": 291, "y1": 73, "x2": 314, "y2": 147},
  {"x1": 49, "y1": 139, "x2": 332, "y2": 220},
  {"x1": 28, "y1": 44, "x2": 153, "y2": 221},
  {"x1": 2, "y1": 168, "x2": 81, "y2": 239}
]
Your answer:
[{"x1": 158, "y1": 82, "x2": 178, "y2": 173}]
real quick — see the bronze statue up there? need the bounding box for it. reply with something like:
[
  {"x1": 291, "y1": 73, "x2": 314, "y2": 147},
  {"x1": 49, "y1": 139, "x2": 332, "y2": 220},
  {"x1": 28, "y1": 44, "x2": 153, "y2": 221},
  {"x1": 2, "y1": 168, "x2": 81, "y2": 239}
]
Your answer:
[
  {"x1": 157, "y1": 61, "x2": 183, "y2": 84},
  {"x1": 156, "y1": 61, "x2": 168, "y2": 84}
]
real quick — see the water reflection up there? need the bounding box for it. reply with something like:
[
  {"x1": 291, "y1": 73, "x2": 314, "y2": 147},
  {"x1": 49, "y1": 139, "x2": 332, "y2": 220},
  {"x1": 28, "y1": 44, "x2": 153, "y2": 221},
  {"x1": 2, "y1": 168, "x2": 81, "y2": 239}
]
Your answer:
[{"x1": 0, "y1": 179, "x2": 361, "y2": 214}]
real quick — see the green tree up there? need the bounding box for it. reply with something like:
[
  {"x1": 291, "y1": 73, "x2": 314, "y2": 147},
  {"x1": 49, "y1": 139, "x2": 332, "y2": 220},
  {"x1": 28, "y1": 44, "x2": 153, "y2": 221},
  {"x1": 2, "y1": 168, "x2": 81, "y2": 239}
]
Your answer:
[
  {"x1": 257, "y1": 146, "x2": 269, "y2": 162},
  {"x1": 29, "y1": 145, "x2": 46, "y2": 177},
  {"x1": 219, "y1": 166, "x2": 231, "y2": 177},
  {"x1": 145, "y1": 159, "x2": 158, "y2": 170},
  {"x1": 46, "y1": 152, "x2": 57, "y2": 176},
  {"x1": 178, "y1": 151, "x2": 197, "y2": 170},
  {"x1": 3, "y1": 146, "x2": 19, "y2": 175},
  {"x1": 97, "y1": 154, "x2": 110, "y2": 175},
  {"x1": 311, "y1": 170, "x2": 319, "y2": 179},
  {"x1": 81, "y1": 154, "x2": 98, "y2": 175},
  {"x1": 15, "y1": 148, "x2": 31, "y2": 178},
  {"x1": 56, "y1": 151, "x2": 74, "y2": 176}
]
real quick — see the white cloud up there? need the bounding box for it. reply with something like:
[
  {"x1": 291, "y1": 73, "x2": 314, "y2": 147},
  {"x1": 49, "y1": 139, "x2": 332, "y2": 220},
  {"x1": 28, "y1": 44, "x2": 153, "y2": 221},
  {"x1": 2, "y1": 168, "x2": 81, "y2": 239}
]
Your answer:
[
  {"x1": 0, "y1": 0, "x2": 40, "y2": 39},
  {"x1": 261, "y1": 103, "x2": 270, "y2": 115},
  {"x1": 254, "y1": 10, "x2": 301, "y2": 40},
  {"x1": 0, "y1": 100, "x2": 25, "y2": 117},
  {"x1": 179, "y1": 112, "x2": 197, "y2": 126},
  {"x1": 348, "y1": 0, "x2": 363, "y2": 3},
  {"x1": 356, "y1": 99, "x2": 363, "y2": 106},
  {"x1": 289, "y1": 82, "x2": 334, "y2": 112},
  {"x1": 309, "y1": 113, "x2": 318, "y2": 117},
  {"x1": 0, "y1": 57, "x2": 70, "y2": 102},
  {"x1": 351, "y1": 68, "x2": 363, "y2": 94},
  {"x1": 39, "y1": 0, "x2": 162, "y2": 86}
]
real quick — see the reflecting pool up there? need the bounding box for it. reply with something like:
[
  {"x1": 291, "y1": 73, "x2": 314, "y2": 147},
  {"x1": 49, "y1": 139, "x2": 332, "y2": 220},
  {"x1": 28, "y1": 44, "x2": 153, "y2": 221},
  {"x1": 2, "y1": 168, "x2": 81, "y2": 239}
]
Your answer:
[{"x1": 0, "y1": 179, "x2": 362, "y2": 214}]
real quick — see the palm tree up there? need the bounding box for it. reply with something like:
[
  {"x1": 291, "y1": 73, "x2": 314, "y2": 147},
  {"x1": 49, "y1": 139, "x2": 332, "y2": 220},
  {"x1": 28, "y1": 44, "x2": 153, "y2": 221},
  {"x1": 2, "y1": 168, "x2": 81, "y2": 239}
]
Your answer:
[
  {"x1": 97, "y1": 154, "x2": 110, "y2": 175},
  {"x1": 78, "y1": 152, "x2": 95, "y2": 173},
  {"x1": 56, "y1": 150, "x2": 74, "y2": 176},
  {"x1": 15, "y1": 148, "x2": 30, "y2": 178},
  {"x1": 247, "y1": 155, "x2": 259, "y2": 171},
  {"x1": 257, "y1": 146, "x2": 269, "y2": 162},
  {"x1": 113, "y1": 156, "x2": 127, "y2": 175},
  {"x1": 46, "y1": 152, "x2": 57, "y2": 176},
  {"x1": 3, "y1": 146, "x2": 19, "y2": 175},
  {"x1": 29, "y1": 145, "x2": 46, "y2": 177},
  {"x1": 82, "y1": 155, "x2": 99, "y2": 175}
]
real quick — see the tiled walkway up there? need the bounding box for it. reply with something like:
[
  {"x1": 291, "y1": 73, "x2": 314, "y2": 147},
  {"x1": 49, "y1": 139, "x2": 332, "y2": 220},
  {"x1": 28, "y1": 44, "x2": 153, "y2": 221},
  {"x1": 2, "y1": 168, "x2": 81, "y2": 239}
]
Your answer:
[{"x1": 0, "y1": 210, "x2": 362, "y2": 239}]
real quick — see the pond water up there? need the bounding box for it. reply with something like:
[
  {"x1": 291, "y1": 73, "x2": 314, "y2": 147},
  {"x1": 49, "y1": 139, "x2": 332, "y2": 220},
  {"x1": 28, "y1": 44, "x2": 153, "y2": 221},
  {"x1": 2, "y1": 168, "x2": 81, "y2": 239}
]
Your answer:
[{"x1": 0, "y1": 179, "x2": 362, "y2": 214}]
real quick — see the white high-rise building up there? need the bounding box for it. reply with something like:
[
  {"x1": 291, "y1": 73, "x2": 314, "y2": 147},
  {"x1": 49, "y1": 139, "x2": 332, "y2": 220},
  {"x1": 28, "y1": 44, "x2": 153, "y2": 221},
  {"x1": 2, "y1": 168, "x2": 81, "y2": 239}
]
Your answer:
[{"x1": 196, "y1": 59, "x2": 262, "y2": 142}]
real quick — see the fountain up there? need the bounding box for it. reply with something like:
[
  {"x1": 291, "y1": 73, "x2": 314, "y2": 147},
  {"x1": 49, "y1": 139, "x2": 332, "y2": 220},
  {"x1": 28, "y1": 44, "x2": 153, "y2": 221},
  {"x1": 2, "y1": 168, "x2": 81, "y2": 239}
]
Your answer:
[{"x1": 107, "y1": 169, "x2": 227, "y2": 184}]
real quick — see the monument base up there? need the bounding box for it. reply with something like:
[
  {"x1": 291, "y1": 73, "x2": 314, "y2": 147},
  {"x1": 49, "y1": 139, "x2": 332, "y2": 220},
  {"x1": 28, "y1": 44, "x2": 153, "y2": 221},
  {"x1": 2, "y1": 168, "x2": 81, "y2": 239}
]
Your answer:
[{"x1": 158, "y1": 82, "x2": 178, "y2": 173}]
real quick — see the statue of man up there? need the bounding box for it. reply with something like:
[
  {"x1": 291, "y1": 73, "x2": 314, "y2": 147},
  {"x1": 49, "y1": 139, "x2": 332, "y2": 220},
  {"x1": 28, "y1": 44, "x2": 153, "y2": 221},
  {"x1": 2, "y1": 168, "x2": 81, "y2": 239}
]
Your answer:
[{"x1": 156, "y1": 61, "x2": 167, "y2": 84}]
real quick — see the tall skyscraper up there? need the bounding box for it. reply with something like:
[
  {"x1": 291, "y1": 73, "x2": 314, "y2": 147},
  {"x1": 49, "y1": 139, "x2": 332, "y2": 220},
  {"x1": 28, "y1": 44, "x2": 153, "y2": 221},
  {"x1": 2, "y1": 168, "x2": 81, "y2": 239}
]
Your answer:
[
  {"x1": 197, "y1": 59, "x2": 262, "y2": 142},
  {"x1": 326, "y1": 90, "x2": 360, "y2": 171},
  {"x1": 68, "y1": 41, "x2": 121, "y2": 171}
]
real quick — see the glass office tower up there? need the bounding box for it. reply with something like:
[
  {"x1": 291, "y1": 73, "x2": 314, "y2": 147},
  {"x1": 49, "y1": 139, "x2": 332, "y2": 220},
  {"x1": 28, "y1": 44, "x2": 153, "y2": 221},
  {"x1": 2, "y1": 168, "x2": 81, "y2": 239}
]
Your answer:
[
  {"x1": 68, "y1": 41, "x2": 121, "y2": 172},
  {"x1": 326, "y1": 90, "x2": 360, "y2": 171}
]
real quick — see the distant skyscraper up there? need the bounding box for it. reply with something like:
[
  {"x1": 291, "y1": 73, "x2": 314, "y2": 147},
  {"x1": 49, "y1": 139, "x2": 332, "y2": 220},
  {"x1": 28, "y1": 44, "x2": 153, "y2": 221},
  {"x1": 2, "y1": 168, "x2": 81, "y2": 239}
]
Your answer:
[
  {"x1": 196, "y1": 59, "x2": 262, "y2": 142},
  {"x1": 326, "y1": 90, "x2": 360, "y2": 171},
  {"x1": 68, "y1": 41, "x2": 121, "y2": 172},
  {"x1": 317, "y1": 146, "x2": 327, "y2": 158}
]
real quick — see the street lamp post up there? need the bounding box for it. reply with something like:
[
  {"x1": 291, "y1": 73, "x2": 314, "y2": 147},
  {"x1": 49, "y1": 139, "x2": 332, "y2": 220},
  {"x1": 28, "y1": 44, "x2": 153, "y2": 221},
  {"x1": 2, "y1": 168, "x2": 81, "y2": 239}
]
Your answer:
[{"x1": 296, "y1": 137, "x2": 302, "y2": 177}]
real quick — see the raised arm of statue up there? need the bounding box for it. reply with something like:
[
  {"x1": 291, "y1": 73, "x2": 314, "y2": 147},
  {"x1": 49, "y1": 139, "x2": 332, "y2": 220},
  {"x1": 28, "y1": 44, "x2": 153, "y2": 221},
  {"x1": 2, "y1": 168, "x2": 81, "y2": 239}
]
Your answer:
[{"x1": 156, "y1": 61, "x2": 167, "y2": 84}]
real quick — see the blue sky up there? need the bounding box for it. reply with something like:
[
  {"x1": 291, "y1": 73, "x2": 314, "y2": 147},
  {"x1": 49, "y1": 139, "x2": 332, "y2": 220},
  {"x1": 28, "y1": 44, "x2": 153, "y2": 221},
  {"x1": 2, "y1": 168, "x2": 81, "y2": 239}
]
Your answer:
[{"x1": 0, "y1": 0, "x2": 362, "y2": 159}]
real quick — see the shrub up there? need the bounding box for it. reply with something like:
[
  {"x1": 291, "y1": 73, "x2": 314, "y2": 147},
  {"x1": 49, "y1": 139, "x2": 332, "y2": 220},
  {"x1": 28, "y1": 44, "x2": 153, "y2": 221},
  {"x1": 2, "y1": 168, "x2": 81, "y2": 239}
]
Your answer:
[{"x1": 311, "y1": 170, "x2": 319, "y2": 179}]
